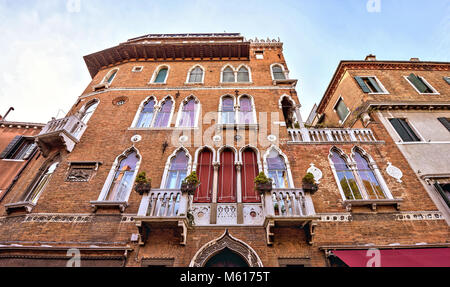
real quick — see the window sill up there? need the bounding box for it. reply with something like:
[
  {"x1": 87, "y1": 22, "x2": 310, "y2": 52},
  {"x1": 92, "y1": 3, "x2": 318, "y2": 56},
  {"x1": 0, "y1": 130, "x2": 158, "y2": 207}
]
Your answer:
[
  {"x1": 4, "y1": 201, "x2": 35, "y2": 214},
  {"x1": 147, "y1": 82, "x2": 167, "y2": 85},
  {"x1": 1, "y1": 159, "x2": 25, "y2": 162},
  {"x1": 92, "y1": 83, "x2": 109, "y2": 91},
  {"x1": 184, "y1": 82, "x2": 204, "y2": 85},
  {"x1": 343, "y1": 198, "x2": 403, "y2": 212},
  {"x1": 90, "y1": 201, "x2": 128, "y2": 212},
  {"x1": 272, "y1": 79, "x2": 297, "y2": 86}
]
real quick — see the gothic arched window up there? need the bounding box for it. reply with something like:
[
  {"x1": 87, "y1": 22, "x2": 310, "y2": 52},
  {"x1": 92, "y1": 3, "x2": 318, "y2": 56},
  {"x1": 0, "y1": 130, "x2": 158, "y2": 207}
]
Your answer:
[
  {"x1": 194, "y1": 148, "x2": 214, "y2": 203},
  {"x1": 24, "y1": 159, "x2": 60, "y2": 204},
  {"x1": 222, "y1": 67, "x2": 235, "y2": 82},
  {"x1": 242, "y1": 148, "x2": 259, "y2": 203},
  {"x1": 218, "y1": 148, "x2": 237, "y2": 203},
  {"x1": 239, "y1": 96, "x2": 254, "y2": 124},
  {"x1": 178, "y1": 98, "x2": 198, "y2": 127},
  {"x1": 272, "y1": 65, "x2": 286, "y2": 80},
  {"x1": 154, "y1": 67, "x2": 169, "y2": 83},
  {"x1": 188, "y1": 66, "x2": 204, "y2": 83},
  {"x1": 353, "y1": 150, "x2": 386, "y2": 199},
  {"x1": 330, "y1": 150, "x2": 362, "y2": 200},
  {"x1": 165, "y1": 150, "x2": 188, "y2": 189},
  {"x1": 221, "y1": 96, "x2": 235, "y2": 124},
  {"x1": 154, "y1": 98, "x2": 173, "y2": 127},
  {"x1": 237, "y1": 66, "x2": 249, "y2": 82},
  {"x1": 267, "y1": 149, "x2": 289, "y2": 188},
  {"x1": 105, "y1": 151, "x2": 139, "y2": 202},
  {"x1": 136, "y1": 98, "x2": 156, "y2": 128}
]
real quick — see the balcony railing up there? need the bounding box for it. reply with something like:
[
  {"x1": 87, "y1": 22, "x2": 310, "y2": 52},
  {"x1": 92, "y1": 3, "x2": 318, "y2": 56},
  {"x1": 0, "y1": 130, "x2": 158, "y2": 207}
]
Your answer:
[
  {"x1": 287, "y1": 128, "x2": 380, "y2": 144},
  {"x1": 35, "y1": 115, "x2": 87, "y2": 156},
  {"x1": 135, "y1": 189, "x2": 189, "y2": 245}
]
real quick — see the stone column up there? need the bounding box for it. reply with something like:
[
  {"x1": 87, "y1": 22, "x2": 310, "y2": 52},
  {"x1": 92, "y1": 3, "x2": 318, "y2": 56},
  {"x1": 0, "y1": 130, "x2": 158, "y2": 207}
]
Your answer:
[
  {"x1": 235, "y1": 162, "x2": 243, "y2": 224},
  {"x1": 210, "y1": 162, "x2": 220, "y2": 224}
]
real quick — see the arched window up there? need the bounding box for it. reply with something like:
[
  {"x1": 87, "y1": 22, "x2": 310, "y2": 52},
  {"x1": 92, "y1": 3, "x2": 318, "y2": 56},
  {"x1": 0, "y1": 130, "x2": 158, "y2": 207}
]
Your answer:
[
  {"x1": 194, "y1": 148, "x2": 214, "y2": 203},
  {"x1": 136, "y1": 98, "x2": 156, "y2": 128},
  {"x1": 218, "y1": 148, "x2": 237, "y2": 203},
  {"x1": 24, "y1": 160, "x2": 60, "y2": 204},
  {"x1": 353, "y1": 150, "x2": 386, "y2": 199},
  {"x1": 330, "y1": 150, "x2": 362, "y2": 200},
  {"x1": 178, "y1": 98, "x2": 198, "y2": 127},
  {"x1": 222, "y1": 67, "x2": 235, "y2": 82},
  {"x1": 272, "y1": 65, "x2": 286, "y2": 80},
  {"x1": 267, "y1": 149, "x2": 289, "y2": 188},
  {"x1": 105, "y1": 151, "x2": 139, "y2": 201},
  {"x1": 188, "y1": 66, "x2": 203, "y2": 83},
  {"x1": 80, "y1": 100, "x2": 99, "y2": 125},
  {"x1": 154, "y1": 67, "x2": 168, "y2": 83},
  {"x1": 103, "y1": 69, "x2": 118, "y2": 85},
  {"x1": 237, "y1": 66, "x2": 249, "y2": 82},
  {"x1": 242, "y1": 148, "x2": 259, "y2": 203},
  {"x1": 221, "y1": 96, "x2": 235, "y2": 124},
  {"x1": 239, "y1": 96, "x2": 254, "y2": 124},
  {"x1": 165, "y1": 150, "x2": 188, "y2": 189},
  {"x1": 154, "y1": 98, "x2": 173, "y2": 127}
]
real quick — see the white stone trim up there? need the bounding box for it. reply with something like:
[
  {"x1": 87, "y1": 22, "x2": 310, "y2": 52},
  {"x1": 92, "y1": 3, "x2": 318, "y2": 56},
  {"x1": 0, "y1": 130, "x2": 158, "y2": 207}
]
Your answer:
[
  {"x1": 160, "y1": 147, "x2": 193, "y2": 189},
  {"x1": 328, "y1": 146, "x2": 357, "y2": 201},
  {"x1": 185, "y1": 64, "x2": 205, "y2": 84},
  {"x1": 220, "y1": 64, "x2": 236, "y2": 83},
  {"x1": 263, "y1": 145, "x2": 294, "y2": 188},
  {"x1": 175, "y1": 95, "x2": 201, "y2": 128},
  {"x1": 149, "y1": 64, "x2": 170, "y2": 84},
  {"x1": 270, "y1": 63, "x2": 288, "y2": 81},
  {"x1": 101, "y1": 68, "x2": 119, "y2": 85},
  {"x1": 218, "y1": 94, "x2": 237, "y2": 125},
  {"x1": 235, "y1": 64, "x2": 252, "y2": 83},
  {"x1": 193, "y1": 146, "x2": 216, "y2": 172},
  {"x1": 130, "y1": 96, "x2": 157, "y2": 128},
  {"x1": 356, "y1": 75, "x2": 389, "y2": 94},
  {"x1": 217, "y1": 145, "x2": 239, "y2": 164},
  {"x1": 404, "y1": 75, "x2": 439, "y2": 95},
  {"x1": 236, "y1": 94, "x2": 257, "y2": 125},
  {"x1": 238, "y1": 145, "x2": 262, "y2": 173},
  {"x1": 154, "y1": 95, "x2": 176, "y2": 128},
  {"x1": 97, "y1": 147, "x2": 142, "y2": 203}
]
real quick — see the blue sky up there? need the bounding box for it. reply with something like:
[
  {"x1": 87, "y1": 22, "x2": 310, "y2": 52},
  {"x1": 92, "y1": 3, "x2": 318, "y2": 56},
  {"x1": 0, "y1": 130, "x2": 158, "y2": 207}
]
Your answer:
[{"x1": 0, "y1": 0, "x2": 449, "y2": 123}]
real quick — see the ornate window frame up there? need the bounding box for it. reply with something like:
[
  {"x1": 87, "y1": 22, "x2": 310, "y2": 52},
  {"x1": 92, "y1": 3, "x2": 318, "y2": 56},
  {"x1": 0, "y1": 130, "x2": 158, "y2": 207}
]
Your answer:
[
  {"x1": 95, "y1": 147, "x2": 142, "y2": 204},
  {"x1": 220, "y1": 64, "x2": 236, "y2": 83},
  {"x1": 263, "y1": 145, "x2": 294, "y2": 188},
  {"x1": 130, "y1": 96, "x2": 157, "y2": 128},
  {"x1": 101, "y1": 68, "x2": 119, "y2": 85},
  {"x1": 235, "y1": 64, "x2": 252, "y2": 83},
  {"x1": 236, "y1": 94, "x2": 257, "y2": 126},
  {"x1": 149, "y1": 64, "x2": 170, "y2": 84},
  {"x1": 238, "y1": 145, "x2": 262, "y2": 172},
  {"x1": 193, "y1": 146, "x2": 217, "y2": 171},
  {"x1": 175, "y1": 95, "x2": 201, "y2": 128},
  {"x1": 153, "y1": 95, "x2": 176, "y2": 128},
  {"x1": 160, "y1": 147, "x2": 193, "y2": 189},
  {"x1": 218, "y1": 94, "x2": 237, "y2": 125},
  {"x1": 270, "y1": 63, "x2": 288, "y2": 81},
  {"x1": 185, "y1": 64, "x2": 205, "y2": 84}
]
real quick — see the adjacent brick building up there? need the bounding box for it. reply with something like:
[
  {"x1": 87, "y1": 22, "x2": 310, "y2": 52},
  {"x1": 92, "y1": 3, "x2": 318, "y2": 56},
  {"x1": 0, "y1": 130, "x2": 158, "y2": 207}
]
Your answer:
[{"x1": 0, "y1": 34, "x2": 448, "y2": 267}]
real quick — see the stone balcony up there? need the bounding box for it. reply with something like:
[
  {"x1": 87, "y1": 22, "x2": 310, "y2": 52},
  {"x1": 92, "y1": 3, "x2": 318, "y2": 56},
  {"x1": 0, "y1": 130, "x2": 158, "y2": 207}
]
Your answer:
[
  {"x1": 287, "y1": 128, "x2": 383, "y2": 144},
  {"x1": 135, "y1": 189, "x2": 189, "y2": 245},
  {"x1": 35, "y1": 115, "x2": 87, "y2": 157}
]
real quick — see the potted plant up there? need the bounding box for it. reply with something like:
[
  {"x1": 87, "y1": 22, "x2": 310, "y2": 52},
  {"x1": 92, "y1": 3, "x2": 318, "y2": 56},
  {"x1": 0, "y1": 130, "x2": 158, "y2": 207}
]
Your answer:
[
  {"x1": 134, "y1": 171, "x2": 151, "y2": 195},
  {"x1": 181, "y1": 171, "x2": 200, "y2": 195},
  {"x1": 254, "y1": 172, "x2": 273, "y2": 194},
  {"x1": 302, "y1": 172, "x2": 318, "y2": 193}
]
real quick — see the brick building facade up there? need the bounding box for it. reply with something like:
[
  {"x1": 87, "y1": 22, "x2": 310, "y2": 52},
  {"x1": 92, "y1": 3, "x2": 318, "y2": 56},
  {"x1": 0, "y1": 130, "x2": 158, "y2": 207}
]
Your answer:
[{"x1": 0, "y1": 34, "x2": 448, "y2": 267}]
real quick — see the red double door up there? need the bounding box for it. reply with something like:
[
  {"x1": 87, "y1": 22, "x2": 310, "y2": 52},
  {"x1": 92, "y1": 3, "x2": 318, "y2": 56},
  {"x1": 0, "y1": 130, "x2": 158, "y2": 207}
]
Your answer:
[{"x1": 194, "y1": 148, "x2": 259, "y2": 203}]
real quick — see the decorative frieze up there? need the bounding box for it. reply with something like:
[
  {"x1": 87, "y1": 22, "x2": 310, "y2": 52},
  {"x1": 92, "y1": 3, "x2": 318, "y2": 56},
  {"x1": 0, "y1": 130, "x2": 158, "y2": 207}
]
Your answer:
[
  {"x1": 395, "y1": 211, "x2": 444, "y2": 221},
  {"x1": 216, "y1": 204, "x2": 237, "y2": 225},
  {"x1": 23, "y1": 214, "x2": 92, "y2": 223},
  {"x1": 318, "y1": 213, "x2": 352, "y2": 222},
  {"x1": 191, "y1": 205, "x2": 211, "y2": 226},
  {"x1": 243, "y1": 205, "x2": 264, "y2": 225}
]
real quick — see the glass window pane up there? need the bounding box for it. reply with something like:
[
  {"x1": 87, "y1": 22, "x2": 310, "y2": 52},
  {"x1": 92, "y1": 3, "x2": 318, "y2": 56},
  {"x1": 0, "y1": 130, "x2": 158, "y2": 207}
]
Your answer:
[
  {"x1": 237, "y1": 67, "x2": 249, "y2": 82},
  {"x1": 26, "y1": 161, "x2": 59, "y2": 203},
  {"x1": 155, "y1": 68, "x2": 168, "y2": 83},
  {"x1": 335, "y1": 99, "x2": 349, "y2": 122},
  {"x1": 154, "y1": 100, "x2": 173, "y2": 127},
  {"x1": 179, "y1": 99, "x2": 196, "y2": 127},
  {"x1": 107, "y1": 70, "x2": 117, "y2": 84},
  {"x1": 189, "y1": 67, "x2": 203, "y2": 83},
  {"x1": 239, "y1": 97, "x2": 253, "y2": 124},
  {"x1": 331, "y1": 151, "x2": 362, "y2": 200},
  {"x1": 354, "y1": 152, "x2": 385, "y2": 199},
  {"x1": 223, "y1": 67, "x2": 235, "y2": 82},
  {"x1": 272, "y1": 66, "x2": 285, "y2": 80},
  {"x1": 137, "y1": 99, "x2": 155, "y2": 128}
]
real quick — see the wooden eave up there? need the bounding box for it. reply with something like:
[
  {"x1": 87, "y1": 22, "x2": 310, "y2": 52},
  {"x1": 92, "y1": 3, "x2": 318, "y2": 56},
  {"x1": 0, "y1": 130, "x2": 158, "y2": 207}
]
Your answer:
[
  {"x1": 84, "y1": 42, "x2": 250, "y2": 78},
  {"x1": 317, "y1": 60, "x2": 450, "y2": 114}
]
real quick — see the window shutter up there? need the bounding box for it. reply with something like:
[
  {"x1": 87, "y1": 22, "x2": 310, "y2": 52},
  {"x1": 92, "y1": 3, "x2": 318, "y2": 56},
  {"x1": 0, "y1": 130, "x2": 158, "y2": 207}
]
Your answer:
[
  {"x1": 368, "y1": 77, "x2": 382, "y2": 93},
  {"x1": 354, "y1": 77, "x2": 370, "y2": 93},
  {"x1": 438, "y1": 117, "x2": 450, "y2": 132},
  {"x1": 407, "y1": 73, "x2": 428, "y2": 93},
  {"x1": 389, "y1": 118, "x2": 411, "y2": 142},
  {"x1": 0, "y1": 136, "x2": 23, "y2": 159},
  {"x1": 194, "y1": 150, "x2": 213, "y2": 203},
  {"x1": 444, "y1": 77, "x2": 450, "y2": 85}
]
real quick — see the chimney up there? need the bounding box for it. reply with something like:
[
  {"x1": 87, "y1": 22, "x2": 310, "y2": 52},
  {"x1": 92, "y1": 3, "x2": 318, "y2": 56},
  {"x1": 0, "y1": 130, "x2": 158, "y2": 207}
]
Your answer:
[
  {"x1": 410, "y1": 57, "x2": 420, "y2": 61},
  {"x1": 365, "y1": 54, "x2": 377, "y2": 61}
]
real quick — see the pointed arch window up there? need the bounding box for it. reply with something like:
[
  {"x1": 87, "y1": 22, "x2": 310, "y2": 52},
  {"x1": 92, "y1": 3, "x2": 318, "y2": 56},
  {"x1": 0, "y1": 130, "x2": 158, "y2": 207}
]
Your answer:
[
  {"x1": 218, "y1": 148, "x2": 237, "y2": 203},
  {"x1": 136, "y1": 98, "x2": 156, "y2": 128},
  {"x1": 154, "y1": 98, "x2": 173, "y2": 127},
  {"x1": 272, "y1": 65, "x2": 286, "y2": 80},
  {"x1": 80, "y1": 101, "x2": 99, "y2": 125},
  {"x1": 103, "y1": 69, "x2": 118, "y2": 85},
  {"x1": 237, "y1": 66, "x2": 249, "y2": 82},
  {"x1": 194, "y1": 149, "x2": 214, "y2": 203},
  {"x1": 267, "y1": 150, "x2": 289, "y2": 188},
  {"x1": 223, "y1": 67, "x2": 235, "y2": 82},
  {"x1": 242, "y1": 148, "x2": 259, "y2": 203},
  {"x1": 353, "y1": 150, "x2": 386, "y2": 199},
  {"x1": 154, "y1": 67, "x2": 168, "y2": 83},
  {"x1": 189, "y1": 66, "x2": 204, "y2": 83},
  {"x1": 221, "y1": 96, "x2": 235, "y2": 124},
  {"x1": 178, "y1": 98, "x2": 198, "y2": 127},
  {"x1": 165, "y1": 150, "x2": 188, "y2": 189},
  {"x1": 24, "y1": 160, "x2": 60, "y2": 204},
  {"x1": 330, "y1": 150, "x2": 362, "y2": 200},
  {"x1": 239, "y1": 96, "x2": 254, "y2": 124},
  {"x1": 105, "y1": 151, "x2": 139, "y2": 202}
]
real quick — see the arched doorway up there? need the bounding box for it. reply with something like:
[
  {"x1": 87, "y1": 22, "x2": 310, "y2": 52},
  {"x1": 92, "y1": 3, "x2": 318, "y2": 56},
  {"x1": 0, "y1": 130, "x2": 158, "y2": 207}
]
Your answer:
[
  {"x1": 189, "y1": 229, "x2": 263, "y2": 267},
  {"x1": 204, "y1": 248, "x2": 249, "y2": 267}
]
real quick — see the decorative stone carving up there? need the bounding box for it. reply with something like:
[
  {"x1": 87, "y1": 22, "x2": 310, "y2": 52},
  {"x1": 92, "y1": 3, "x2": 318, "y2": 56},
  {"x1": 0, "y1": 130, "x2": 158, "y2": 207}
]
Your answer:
[
  {"x1": 131, "y1": 135, "x2": 142, "y2": 143},
  {"x1": 191, "y1": 204, "x2": 211, "y2": 225},
  {"x1": 243, "y1": 205, "x2": 264, "y2": 225},
  {"x1": 67, "y1": 169, "x2": 91, "y2": 182},
  {"x1": 395, "y1": 211, "x2": 443, "y2": 221},
  {"x1": 217, "y1": 205, "x2": 237, "y2": 225},
  {"x1": 189, "y1": 229, "x2": 263, "y2": 267},
  {"x1": 386, "y1": 162, "x2": 403, "y2": 183},
  {"x1": 318, "y1": 213, "x2": 352, "y2": 222},
  {"x1": 307, "y1": 163, "x2": 323, "y2": 183},
  {"x1": 23, "y1": 214, "x2": 92, "y2": 223}
]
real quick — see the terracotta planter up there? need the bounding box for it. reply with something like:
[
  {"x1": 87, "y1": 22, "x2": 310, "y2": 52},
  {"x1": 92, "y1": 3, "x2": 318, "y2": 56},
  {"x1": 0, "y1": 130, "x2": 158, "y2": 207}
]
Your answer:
[
  {"x1": 181, "y1": 182, "x2": 197, "y2": 195},
  {"x1": 134, "y1": 182, "x2": 151, "y2": 195},
  {"x1": 255, "y1": 183, "x2": 273, "y2": 194},
  {"x1": 302, "y1": 183, "x2": 318, "y2": 194}
]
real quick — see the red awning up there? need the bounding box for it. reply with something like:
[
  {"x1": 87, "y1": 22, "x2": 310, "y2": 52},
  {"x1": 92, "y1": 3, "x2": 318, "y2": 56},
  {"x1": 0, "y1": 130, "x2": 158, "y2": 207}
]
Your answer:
[{"x1": 333, "y1": 248, "x2": 450, "y2": 267}]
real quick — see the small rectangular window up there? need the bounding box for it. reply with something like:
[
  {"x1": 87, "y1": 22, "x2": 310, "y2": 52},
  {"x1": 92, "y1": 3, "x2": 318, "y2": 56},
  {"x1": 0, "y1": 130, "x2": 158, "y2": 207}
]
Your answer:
[
  {"x1": 354, "y1": 76, "x2": 385, "y2": 93},
  {"x1": 255, "y1": 51, "x2": 264, "y2": 59},
  {"x1": 437, "y1": 118, "x2": 450, "y2": 132},
  {"x1": 334, "y1": 98, "x2": 350, "y2": 123},
  {"x1": 389, "y1": 118, "x2": 421, "y2": 142},
  {"x1": 132, "y1": 66, "x2": 143, "y2": 72},
  {"x1": 0, "y1": 136, "x2": 36, "y2": 160},
  {"x1": 406, "y1": 74, "x2": 435, "y2": 94}
]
